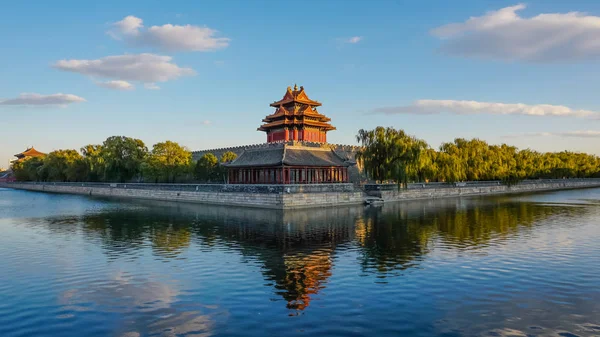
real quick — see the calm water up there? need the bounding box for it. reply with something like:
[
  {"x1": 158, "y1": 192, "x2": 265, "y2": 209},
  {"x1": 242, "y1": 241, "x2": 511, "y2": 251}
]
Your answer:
[{"x1": 1, "y1": 188, "x2": 600, "y2": 337}]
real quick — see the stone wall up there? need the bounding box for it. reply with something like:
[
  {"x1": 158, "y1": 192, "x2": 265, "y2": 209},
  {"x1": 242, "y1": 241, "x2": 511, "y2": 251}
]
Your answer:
[
  {"x1": 1, "y1": 182, "x2": 363, "y2": 209},
  {"x1": 368, "y1": 179, "x2": 600, "y2": 202}
]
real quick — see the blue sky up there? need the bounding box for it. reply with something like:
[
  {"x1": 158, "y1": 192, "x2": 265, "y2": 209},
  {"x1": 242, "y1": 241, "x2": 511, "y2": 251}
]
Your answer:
[{"x1": 2, "y1": 0, "x2": 600, "y2": 167}]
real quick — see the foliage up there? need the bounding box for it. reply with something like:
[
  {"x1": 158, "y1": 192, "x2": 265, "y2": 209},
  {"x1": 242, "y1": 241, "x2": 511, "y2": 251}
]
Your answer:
[
  {"x1": 220, "y1": 151, "x2": 238, "y2": 163},
  {"x1": 356, "y1": 127, "x2": 428, "y2": 187},
  {"x1": 356, "y1": 128, "x2": 600, "y2": 185},
  {"x1": 12, "y1": 157, "x2": 45, "y2": 181},
  {"x1": 81, "y1": 144, "x2": 105, "y2": 182},
  {"x1": 145, "y1": 141, "x2": 192, "y2": 183},
  {"x1": 39, "y1": 150, "x2": 85, "y2": 182},
  {"x1": 100, "y1": 136, "x2": 148, "y2": 182},
  {"x1": 194, "y1": 153, "x2": 220, "y2": 182}
]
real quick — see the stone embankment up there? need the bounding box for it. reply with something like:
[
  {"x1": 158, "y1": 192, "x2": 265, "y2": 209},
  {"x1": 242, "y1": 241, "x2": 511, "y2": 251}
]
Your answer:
[
  {"x1": 365, "y1": 179, "x2": 600, "y2": 202},
  {"x1": 0, "y1": 182, "x2": 364, "y2": 209},
  {"x1": 2, "y1": 179, "x2": 600, "y2": 209}
]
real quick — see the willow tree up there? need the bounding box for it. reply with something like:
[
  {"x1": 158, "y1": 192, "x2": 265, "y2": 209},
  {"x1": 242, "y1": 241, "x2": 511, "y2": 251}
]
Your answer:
[{"x1": 356, "y1": 127, "x2": 428, "y2": 187}]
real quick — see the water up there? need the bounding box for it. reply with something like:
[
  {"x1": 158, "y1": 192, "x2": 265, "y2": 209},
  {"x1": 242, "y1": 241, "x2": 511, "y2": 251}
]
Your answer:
[{"x1": 1, "y1": 188, "x2": 600, "y2": 337}]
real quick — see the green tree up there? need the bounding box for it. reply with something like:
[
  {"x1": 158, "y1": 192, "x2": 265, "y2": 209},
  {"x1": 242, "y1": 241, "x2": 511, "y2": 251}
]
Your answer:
[
  {"x1": 100, "y1": 136, "x2": 148, "y2": 182},
  {"x1": 81, "y1": 144, "x2": 105, "y2": 182},
  {"x1": 12, "y1": 157, "x2": 45, "y2": 181},
  {"x1": 41, "y1": 150, "x2": 84, "y2": 182},
  {"x1": 145, "y1": 141, "x2": 192, "y2": 183},
  {"x1": 194, "y1": 153, "x2": 219, "y2": 182},
  {"x1": 356, "y1": 127, "x2": 428, "y2": 187}
]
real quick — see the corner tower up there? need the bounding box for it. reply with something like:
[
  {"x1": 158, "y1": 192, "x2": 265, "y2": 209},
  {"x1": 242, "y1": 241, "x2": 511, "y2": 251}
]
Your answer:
[{"x1": 258, "y1": 85, "x2": 336, "y2": 143}]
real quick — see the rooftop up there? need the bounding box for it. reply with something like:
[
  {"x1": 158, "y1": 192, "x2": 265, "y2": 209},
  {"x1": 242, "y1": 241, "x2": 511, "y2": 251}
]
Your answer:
[{"x1": 224, "y1": 143, "x2": 353, "y2": 168}]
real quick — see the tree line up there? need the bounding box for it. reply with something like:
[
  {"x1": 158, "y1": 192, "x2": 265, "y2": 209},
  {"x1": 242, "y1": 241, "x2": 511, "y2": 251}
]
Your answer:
[
  {"x1": 11, "y1": 136, "x2": 237, "y2": 183},
  {"x1": 356, "y1": 127, "x2": 600, "y2": 185}
]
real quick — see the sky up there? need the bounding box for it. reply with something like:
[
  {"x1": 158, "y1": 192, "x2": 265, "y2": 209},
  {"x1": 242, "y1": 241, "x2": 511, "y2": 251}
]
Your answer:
[{"x1": 2, "y1": 0, "x2": 600, "y2": 167}]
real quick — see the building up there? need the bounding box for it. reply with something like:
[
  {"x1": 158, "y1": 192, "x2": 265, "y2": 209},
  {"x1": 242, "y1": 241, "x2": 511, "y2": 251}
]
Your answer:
[
  {"x1": 11, "y1": 147, "x2": 46, "y2": 164},
  {"x1": 0, "y1": 147, "x2": 46, "y2": 183},
  {"x1": 259, "y1": 84, "x2": 336, "y2": 143},
  {"x1": 223, "y1": 85, "x2": 355, "y2": 184},
  {"x1": 0, "y1": 170, "x2": 14, "y2": 183}
]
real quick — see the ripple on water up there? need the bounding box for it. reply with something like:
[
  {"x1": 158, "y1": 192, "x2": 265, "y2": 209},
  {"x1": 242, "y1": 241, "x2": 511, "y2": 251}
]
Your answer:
[{"x1": 1, "y1": 189, "x2": 600, "y2": 336}]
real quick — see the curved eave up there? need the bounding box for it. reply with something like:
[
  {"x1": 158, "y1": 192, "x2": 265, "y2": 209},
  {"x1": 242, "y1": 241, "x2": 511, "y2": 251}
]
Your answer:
[{"x1": 270, "y1": 99, "x2": 322, "y2": 107}]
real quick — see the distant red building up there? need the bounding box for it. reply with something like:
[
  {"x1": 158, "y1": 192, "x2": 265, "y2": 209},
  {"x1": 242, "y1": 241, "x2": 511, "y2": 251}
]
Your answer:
[
  {"x1": 11, "y1": 147, "x2": 46, "y2": 164},
  {"x1": 1, "y1": 147, "x2": 46, "y2": 183}
]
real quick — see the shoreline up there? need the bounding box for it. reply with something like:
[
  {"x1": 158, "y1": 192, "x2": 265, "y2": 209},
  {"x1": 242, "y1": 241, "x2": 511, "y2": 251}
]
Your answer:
[{"x1": 2, "y1": 179, "x2": 600, "y2": 209}]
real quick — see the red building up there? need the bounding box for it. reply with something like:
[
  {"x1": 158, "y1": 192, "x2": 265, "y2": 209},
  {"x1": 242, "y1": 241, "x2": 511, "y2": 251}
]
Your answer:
[
  {"x1": 258, "y1": 84, "x2": 336, "y2": 143},
  {"x1": 226, "y1": 85, "x2": 352, "y2": 184},
  {"x1": 11, "y1": 147, "x2": 46, "y2": 164}
]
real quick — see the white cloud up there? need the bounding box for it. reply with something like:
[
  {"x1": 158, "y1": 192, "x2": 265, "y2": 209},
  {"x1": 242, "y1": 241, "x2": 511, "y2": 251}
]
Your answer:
[
  {"x1": 373, "y1": 99, "x2": 598, "y2": 118},
  {"x1": 201, "y1": 120, "x2": 212, "y2": 125},
  {"x1": 431, "y1": 4, "x2": 600, "y2": 62},
  {"x1": 347, "y1": 36, "x2": 363, "y2": 44},
  {"x1": 508, "y1": 130, "x2": 600, "y2": 138},
  {"x1": 0, "y1": 93, "x2": 86, "y2": 107},
  {"x1": 144, "y1": 83, "x2": 160, "y2": 90},
  {"x1": 109, "y1": 15, "x2": 143, "y2": 39},
  {"x1": 109, "y1": 15, "x2": 230, "y2": 52},
  {"x1": 54, "y1": 53, "x2": 195, "y2": 85},
  {"x1": 97, "y1": 80, "x2": 135, "y2": 90}
]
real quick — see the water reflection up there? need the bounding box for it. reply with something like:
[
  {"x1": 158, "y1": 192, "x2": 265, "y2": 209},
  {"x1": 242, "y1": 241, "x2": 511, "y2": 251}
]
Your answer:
[
  {"x1": 4, "y1": 189, "x2": 600, "y2": 337},
  {"x1": 34, "y1": 196, "x2": 592, "y2": 314}
]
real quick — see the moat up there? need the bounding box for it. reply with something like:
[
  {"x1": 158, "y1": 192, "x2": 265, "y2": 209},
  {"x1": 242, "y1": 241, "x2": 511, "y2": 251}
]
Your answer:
[{"x1": 1, "y1": 187, "x2": 600, "y2": 337}]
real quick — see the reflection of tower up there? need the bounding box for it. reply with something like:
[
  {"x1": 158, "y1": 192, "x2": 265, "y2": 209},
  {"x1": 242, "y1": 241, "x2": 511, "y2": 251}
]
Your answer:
[{"x1": 279, "y1": 250, "x2": 333, "y2": 310}]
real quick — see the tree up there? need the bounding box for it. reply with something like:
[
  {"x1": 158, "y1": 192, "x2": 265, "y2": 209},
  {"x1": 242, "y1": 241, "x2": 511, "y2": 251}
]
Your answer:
[
  {"x1": 194, "y1": 153, "x2": 219, "y2": 182},
  {"x1": 81, "y1": 144, "x2": 105, "y2": 182},
  {"x1": 356, "y1": 127, "x2": 428, "y2": 187},
  {"x1": 12, "y1": 157, "x2": 45, "y2": 181},
  {"x1": 145, "y1": 141, "x2": 192, "y2": 183},
  {"x1": 41, "y1": 150, "x2": 84, "y2": 182},
  {"x1": 100, "y1": 136, "x2": 148, "y2": 182},
  {"x1": 220, "y1": 151, "x2": 238, "y2": 163}
]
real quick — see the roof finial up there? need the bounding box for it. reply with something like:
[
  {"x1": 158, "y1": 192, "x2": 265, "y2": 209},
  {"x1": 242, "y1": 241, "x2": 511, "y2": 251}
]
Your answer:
[{"x1": 294, "y1": 83, "x2": 298, "y2": 91}]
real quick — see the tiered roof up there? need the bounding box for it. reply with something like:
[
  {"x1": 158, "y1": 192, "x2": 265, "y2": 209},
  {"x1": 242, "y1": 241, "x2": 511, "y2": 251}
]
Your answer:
[
  {"x1": 258, "y1": 85, "x2": 336, "y2": 132},
  {"x1": 225, "y1": 144, "x2": 351, "y2": 168},
  {"x1": 15, "y1": 147, "x2": 45, "y2": 159}
]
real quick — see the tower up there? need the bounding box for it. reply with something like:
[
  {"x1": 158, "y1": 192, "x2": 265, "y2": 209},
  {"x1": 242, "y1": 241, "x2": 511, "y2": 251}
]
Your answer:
[{"x1": 258, "y1": 85, "x2": 336, "y2": 143}]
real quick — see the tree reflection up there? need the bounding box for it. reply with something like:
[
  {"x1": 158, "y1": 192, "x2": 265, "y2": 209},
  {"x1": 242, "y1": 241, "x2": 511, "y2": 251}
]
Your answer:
[{"x1": 34, "y1": 196, "x2": 591, "y2": 312}]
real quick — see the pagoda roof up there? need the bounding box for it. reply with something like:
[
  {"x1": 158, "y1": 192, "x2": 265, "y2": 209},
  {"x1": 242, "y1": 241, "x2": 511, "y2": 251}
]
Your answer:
[
  {"x1": 270, "y1": 85, "x2": 321, "y2": 107},
  {"x1": 224, "y1": 144, "x2": 351, "y2": 168},
  {"x1": 14, "y1": 147, "x2": 45, "y2": 158},
  {"x1": 257, "y1": 119, "x2": 336, "y2": 131},
  {"x1": 263, "y1": 105, "x2": 331, "y2": 121}
]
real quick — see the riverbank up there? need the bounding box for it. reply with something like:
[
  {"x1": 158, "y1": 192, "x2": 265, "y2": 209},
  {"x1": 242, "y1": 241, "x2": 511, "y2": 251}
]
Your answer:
[
  {"x1": 0, "y1": 182, "x2": 364, "y2": 209},
  {"x1": 2, "y1": 179, "x2": 600, "y2": 209},
  {"x1": 366, "y1": 179, "x2": 600, "y2": 202}
]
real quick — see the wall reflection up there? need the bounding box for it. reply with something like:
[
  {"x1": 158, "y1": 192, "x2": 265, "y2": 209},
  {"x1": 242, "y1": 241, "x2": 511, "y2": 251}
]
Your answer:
[{"x1": 38, "y1": 196, "x2": 588, "y2": 312}]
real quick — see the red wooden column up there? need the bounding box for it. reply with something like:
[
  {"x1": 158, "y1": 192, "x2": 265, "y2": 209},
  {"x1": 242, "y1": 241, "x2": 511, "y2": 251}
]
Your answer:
[{"x1": 284, "y1": 128, "x2": 290, "y2": 141}]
